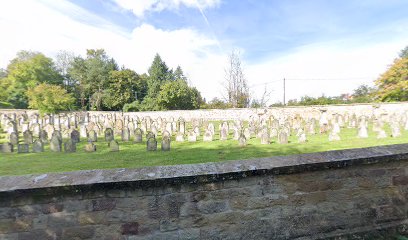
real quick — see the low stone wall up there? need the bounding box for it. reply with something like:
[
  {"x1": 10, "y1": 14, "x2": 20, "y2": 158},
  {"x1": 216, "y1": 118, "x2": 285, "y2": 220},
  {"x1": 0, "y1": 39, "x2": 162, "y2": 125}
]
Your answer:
[{"x1": 1, "y1": 144, "x2": 408, "y2": 239}]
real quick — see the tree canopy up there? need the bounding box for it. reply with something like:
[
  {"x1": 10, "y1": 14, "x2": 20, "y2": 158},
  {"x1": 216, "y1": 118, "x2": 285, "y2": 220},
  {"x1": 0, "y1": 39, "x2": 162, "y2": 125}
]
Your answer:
[{"x1": 26, "y1": 83, "x2": 75, "y2": 114}]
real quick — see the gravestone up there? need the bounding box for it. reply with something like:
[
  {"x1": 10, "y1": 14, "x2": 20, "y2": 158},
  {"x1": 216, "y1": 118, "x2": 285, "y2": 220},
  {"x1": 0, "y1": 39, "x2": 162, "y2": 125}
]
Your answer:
[
  {"x1": 23, "y1": 130, "x2": 33, "y2": 144},
  {"x1": 208, "y1": 123, "x2": 215, "y2": 135},
  {"x1": 88, "y1": 130, "x2": 98, "y2": 142},
  {"x1": 298, "y1": 133, "x2": 307, "y2": 143},
  {"x1": 391, "y1": 123, "x2": 401, "y2": 138},
  {"x1": 270, "y1": 128, "x2": 278, "y2": 138},
  {"x1": 194, "y1": 126, "x2": 200, "y2": 137},
  {"x1": 70, "y1": 130, "x2": 80, "y2": 143},
  {"x1": 260, "y1": 131, "x2": 270, "y2": 144},
  {"x1": 377, "y1": 129, "x2": 387, "y2": 139},
  {"x1": 243, "y1": 128, "x2": 251, "y2": 140},
  {"x1": 1, "y1": 143, "x2": 13, "y2": 153},
  {"x1": 39, "y1": 130, "x2": 48, "y2": 143},
  {"x1": 122, "y1": 128, "x2": 130, "y2": 142},
  {"x1": 329, "y1": 131, "x2": 341, "y2": 141},
  {"x1": 105, "y1": 128, "x2": 114, "y2": 142},
  {"x1": 161, "y1": 136, "x2": 171, "y2": 151},
  {"x1": 79, "y1": 124, "x2": 88, "y2": 138},
  {"x1": 203, "y1": 130, "x2": 213, "y2": 142},
  {"x1": 110, "y1": 140, "x2": 119, "y2": 152},
  {"x1": 32, "y1": 139, "x2": 44, "y2": 153},
  {"x1": 50, "y1": 135, "x2": 62, "y2": 152},
  {"x1": 162, "y1": 130, "x2": 171, "y2": 139},
  {"x1": 233, "y1": 128, "x2": 240, "y2": 140},
  {"x1": 175, "y1": 133, "x2": 184, "y2": 142},
  {"x1": 64, "y1": 139, "x2": 76, "y2": 153},
  {"x1": 18, "y1": 144, "x2": 29, "y2": 153},
  {"x1": 10, "y1": 132, "x2": 19, "y2": 145},
  {"x1": 220, "y1": 127, "x2": 228, "y2": 141},
  {"x1": 85, "y1": 142, "x2": 97, "y2": 152},
  {"x1": 278, "y1": 131, "x2": 288, "y2": 144},
  {"x1": 147, "y1": 137, "x2": 157, "y2": 151},
  {"x1": 238, "y1": 134, "x2": 247, "y2": 147},
  {"x1": 52, "y1": 131, "x2": 63, "y2": 143},
  {"x1": 188, "y1": 131, "x2": 197, "y2": 142},
  {"x1": 357, "y1": 125, "x2": 368, "y2": 138},
  {"x1": 134, "y1": 128, "x2": 143, "y2": 143},
  {"x1": 146, "y1": 131, "x2": 155, "y2": 140}
]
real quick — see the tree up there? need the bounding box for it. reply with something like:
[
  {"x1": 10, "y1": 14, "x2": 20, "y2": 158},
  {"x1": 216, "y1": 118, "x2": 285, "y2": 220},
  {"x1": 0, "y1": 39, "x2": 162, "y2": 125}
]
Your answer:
[
  {"x1": 157, "y1": 80, "x2": 202, "y2": 110},
  {"x1": 224, "y1": 50, "x2": 250, "y2": 108},
  {"x1": 103, "y1": 69, "x2": 145, "y2": 110},
  {"x1": 68, "y1": 49, "x2": 118, "y2": 110},
  {"x1": 202, "y1": 97, "x2": 232, "y2": 109},
  {"x1": 55, "y1": 50, "x2": 76, "y2": 91},
  {"x1": 1, "y1": 51, "x2": 63, "y2": 108},
  {"x1": 147, "y1": 54, "x2": 172, "y2": 97},
  {"x1": 399, "y1": 45, "x2": 408, "y2": 59},
  {"x1": 352, "y1": 84, "x2": 376, "y2": 103},
  {"x1": 26, "y1": 83, "x2": 75, "y2": 114},
  {"x1": 375, "y1": 57, "x2": 408, "y2": 102}
]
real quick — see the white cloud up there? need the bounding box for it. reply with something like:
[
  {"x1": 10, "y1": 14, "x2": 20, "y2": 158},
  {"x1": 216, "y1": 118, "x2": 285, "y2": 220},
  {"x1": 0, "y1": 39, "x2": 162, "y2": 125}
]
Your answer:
[{"x1": 113, "y1": 0, "x2": 221, "y2": 18}]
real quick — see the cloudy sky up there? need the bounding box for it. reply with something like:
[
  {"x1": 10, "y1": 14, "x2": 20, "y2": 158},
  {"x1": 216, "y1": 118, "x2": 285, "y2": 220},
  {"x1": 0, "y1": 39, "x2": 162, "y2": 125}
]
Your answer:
[{"x1": 1, "y1": 0, "x2": 408, "y2": 104}]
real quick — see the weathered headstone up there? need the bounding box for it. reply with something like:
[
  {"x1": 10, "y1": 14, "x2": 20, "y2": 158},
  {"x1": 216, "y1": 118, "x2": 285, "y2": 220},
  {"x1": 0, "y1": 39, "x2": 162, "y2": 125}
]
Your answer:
[
  {"x1": 18, "y1": 144, "x2": 29, "y2": 153},
  {"x1": 1, "y1": 143, "x2": 13, "y2": 153},
  {"x1": 71, "y1": 130, "x2": 80, "y2": 143},
  {"x1": 39, "y1": 130, "x2": 48, "y2": 143},
  {"x1": 391, "y1": 123, "x2": 401, "y2": 138},
  {"x1": 243, "y1": 128, "x2": 251, "y2": 140},
  {"x1": 278, "y1": 131, "x2": 288, "y2": 144},
  {"x1": 329, "y1": 131, "x2": 341, "y2": 141},
  {"x1": 238, "y1": 134, "x2": 247, "y2": 147},
  {"x1": 50, "y1": 135, "x2": 62, "y2": 152},
  {"x1": 188, "y1": 131, "x2": 197, "y2": 142},
  {"x1": 377, "y1": 129, "x2": 387, "y2": 139},
  {"x1": 298, "y1": 133, "x2": 307, "y2": 143},
  {"x1": 105, "y1": 128, "x2": 114, "y2": 142},
  {"x1": 9, "y1": 132, "x2": 19, "y2": 145},
  {"x1": 203, "y1": 130, "x2": 213, "y2": 142},
  {"x1": 175, "y1": 133, "x2": 184, "y2": 142},
  {"x1": 220, "y1": 127, "x2": 228, "y2": 141},
  {"x1": 32, "y1": 139, "x2": 44, "y2": 153},
  {"x1": 110, "y1": 140, "x2": 119, "y2": 152},
  {"x1": 161, "y1": 136, "x2": 171, "y2": 151},
  {"x1": 23, "y1": 130, "x2": 33, "y2": 144},
  {"x1": 122, "y1": 127, "x2": 130, "y2": 142},
  {"x1": 162, "y1": 130, "x2": 171, "y2": 139},
  {"x1": 260, "y1": 131, "x2": 270, "y2": 144},
  {"x1": 147, "y1": 137, "x2": 157, "y2": 151},
  {"x1": 146, "y1": 131, "x2": 155, "y2": 140},
  {"x1": 52, "y1": 131, "x2": 63, "y2": 143},
  {"x1": 134, "y1": 128, "x2": 143, "y2": 143},
  {"x1": 88, "y1": 130, "x2": 98, "y2": 142},
  {"x1": 85, "y1": 142, "x2": 97, "y2": 152},
  {"x1": 64, "y1": 139, "x2": 76, "y2": 153}
]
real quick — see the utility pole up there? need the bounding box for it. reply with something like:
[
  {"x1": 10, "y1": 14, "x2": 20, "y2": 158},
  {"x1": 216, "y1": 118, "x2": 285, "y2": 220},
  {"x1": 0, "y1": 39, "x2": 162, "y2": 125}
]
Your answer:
[{"x1": 283, "y1": 78, "x2": 286, "y2": 106}]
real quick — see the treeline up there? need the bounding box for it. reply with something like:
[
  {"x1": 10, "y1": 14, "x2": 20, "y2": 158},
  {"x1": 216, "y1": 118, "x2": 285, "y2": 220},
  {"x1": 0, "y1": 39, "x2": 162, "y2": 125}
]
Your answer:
[{"x1": 0, "y1": 49, "x2": 203, "y2": 113}]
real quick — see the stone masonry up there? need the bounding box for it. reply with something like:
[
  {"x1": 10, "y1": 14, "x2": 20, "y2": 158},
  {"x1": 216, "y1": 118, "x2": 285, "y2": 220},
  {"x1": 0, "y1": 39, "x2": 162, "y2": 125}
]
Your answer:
[{"x1": 0, "y1": 144, "x2": 408, "y2": 239}]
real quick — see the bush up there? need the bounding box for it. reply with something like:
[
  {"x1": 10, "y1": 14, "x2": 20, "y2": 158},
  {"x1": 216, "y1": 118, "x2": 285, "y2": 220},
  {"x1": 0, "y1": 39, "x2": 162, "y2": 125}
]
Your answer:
[
  {"x1": 123, "y1": 101, "x2": 142, "y2": 112},
  {"x1": 0, "y1": 101, "x2": 13, "y2": 109}
]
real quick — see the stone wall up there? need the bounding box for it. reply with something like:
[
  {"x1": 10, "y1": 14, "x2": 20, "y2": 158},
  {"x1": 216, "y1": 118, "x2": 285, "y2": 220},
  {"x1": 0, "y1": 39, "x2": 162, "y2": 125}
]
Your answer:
[
  {"x1": 2, "y1": 102, "x2": 408, "y2": 121},
  {"x1": 1, "y1": 144, "x2": 408, "y2": 239}
]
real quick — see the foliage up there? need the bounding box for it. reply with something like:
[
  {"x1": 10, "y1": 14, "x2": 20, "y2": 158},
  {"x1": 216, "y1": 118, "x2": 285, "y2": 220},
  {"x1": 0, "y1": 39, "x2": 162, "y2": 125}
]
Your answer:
[
  {"x1": 351, "y1": 84, "x2": 376, "y2": 103},
  {"x1": 224, "y1": 50, "x2": 250, "y2": 108},
  {"x1": 202, "y1": 97, "x2": 232, "y2": 109},
  {"x1": 26, "y1": 83, "x2": 75, "y2": 114},
  {"x1": 0, "y1": 51, "x2": 63, "y2": 108},
  {"x1": 0, "y1": 101, "x2": 13, "y2": 109},
  {"x1": 147, "y1": 54, "x2": 172, "y2": 99},
  {"x1": 157, "y1": 79, "x2": 202, "y2": 110},
  {"x1": 399, "y1": 45, "x2": 408, "y2": 59},
  {"x1": 123, "y1": 101, "x2": 143, "y2": 112},
  {"x1": 375, "y1": 57, "x2": 408, "y2": 102}
]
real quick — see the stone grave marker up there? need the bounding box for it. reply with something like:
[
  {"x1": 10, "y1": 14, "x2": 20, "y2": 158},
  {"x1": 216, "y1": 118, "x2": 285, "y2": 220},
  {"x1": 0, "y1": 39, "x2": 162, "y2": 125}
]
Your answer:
[
  {"x1": 162, "y1": 130, "x2": 171, "y2": 139},
  {"x1": 50, "y1": 135, "x2": 62, "y2": 152},
  {"x1": 161, "y1": 136, "x2": 171, "y2": 151},
  {"x1": 23, "y1": 130, "x2": 33, "y2": 144},
  {"x1": 105, "y1": 128, "x2": 114, "y2": 142},
  {"x1": 194, "y1": 126, "x2": 200, "y2": 137},
  {"x1": 52, "y1": 130, "x2": 63, "y2": 143},
  {"x1": 122, "y1": 127, "x2": 130, "y2": 142},
  {"x1": 260, "y1": 131, "x2": 270, "y2": 144},
  {"x1": 203, "y1": 130, "x2": 213, "y2": 142},
  {"x1": 85, "y1": 142, "x2": 97, "y2": 152},
  {"x1": 208, "y1": 123, "x2": 215, "y2": 135},
  {"x1": 147, "y1": 137, "x2": 157, "y2": 151},
  {"x1": 39, "y1": 130, "x2": 48, "y2": 143},
  {"x1": 278, "y1": 131, "x2": 288, "y2": 144},
  {"x1": 238, "y1": 134, "x2": 247, "y2": 147},
  {"x1": 243, "y1": 128, "x2": 251, "y2": 140},
  {"x1": 10, "y1": 132, "x2": 19, "y2": 145},
  {"x1": 88, "y1": 130, "x2": 98, "y2": 142},
  {"x1": 377, "y1": 129, "x2": 387, "y2": 139},
  {"x1": 220, "y1": 127, "x2": 228, "y2": 141},
  {"x1": 32, "y1": 139, "x2": 44, "y2": 153},
  {"x1": 146, "y1": 131, "x2": 155, "y2": 140},
  {"x1": 18, "y1": 144, "x2": 29, "y2": 153},
  {"x1": 391, "y1": 123, "x2": 401, "y2": 138},
  {"x1": 134, "y1": 128, "x2": 143, "y2": 143},
  {"x1": 64, "y1": 139, "x2": 76, "y2": 153},
  {"x1": 2, "y1": 142, "x2": 13, "y2": 153},
  {"x1": 110, "y1": 140, "x2": 119, "y2": 152},
  {"x1": 329, "y1": 131, "x2": 341, "y2": 141},
  {"x1": 175, "y1": 133, "x2": 184, "y2": 142},
  {"x1": 71, "y1": 130, "x2": 80, "y2": 143},
  {"x1": 298, "y1": 133, "x2": 307, "y2": 143},
  {"x1": 188, "y1": 131, "x2": 197, "y2": 142}
]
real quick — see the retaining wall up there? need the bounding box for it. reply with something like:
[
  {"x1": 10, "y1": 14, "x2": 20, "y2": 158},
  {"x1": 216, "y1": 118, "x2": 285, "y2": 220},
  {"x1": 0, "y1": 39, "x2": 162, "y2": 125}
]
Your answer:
[{"x1": 1, "y1": 144, "x2": 408, "y2": 239}]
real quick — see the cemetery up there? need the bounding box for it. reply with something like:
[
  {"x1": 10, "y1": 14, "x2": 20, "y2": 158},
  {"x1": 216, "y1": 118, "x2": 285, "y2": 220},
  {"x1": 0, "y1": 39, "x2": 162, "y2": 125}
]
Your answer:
[{"x1": 1, "y1": 103, "x2": 408, "y2": 176}]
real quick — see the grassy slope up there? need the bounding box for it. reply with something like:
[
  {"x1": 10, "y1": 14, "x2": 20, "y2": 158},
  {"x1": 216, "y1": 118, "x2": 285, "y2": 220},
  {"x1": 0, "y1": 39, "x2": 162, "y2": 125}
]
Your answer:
[{"x1": 0, "y1": 123, "x2": 407, "y2": 176}]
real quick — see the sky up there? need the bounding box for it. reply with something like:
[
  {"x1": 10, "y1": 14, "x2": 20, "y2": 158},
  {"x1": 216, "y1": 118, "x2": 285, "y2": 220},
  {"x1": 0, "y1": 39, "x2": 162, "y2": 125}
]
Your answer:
[{"x1": 1, "y1": 0, "x2": 408, "y2": 104}]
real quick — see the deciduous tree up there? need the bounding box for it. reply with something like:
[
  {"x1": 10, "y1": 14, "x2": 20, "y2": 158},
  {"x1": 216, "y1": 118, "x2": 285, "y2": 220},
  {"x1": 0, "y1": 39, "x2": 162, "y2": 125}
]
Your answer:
[{"x1": 26, "y1": 83, "x2": 75, "y2": 114}]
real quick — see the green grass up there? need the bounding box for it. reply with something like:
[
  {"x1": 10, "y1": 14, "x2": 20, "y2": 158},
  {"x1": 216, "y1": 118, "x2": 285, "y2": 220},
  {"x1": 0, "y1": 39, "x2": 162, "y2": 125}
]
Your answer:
[{"x1": 0, "y1": 124, "x2": 408, "y2": 176}]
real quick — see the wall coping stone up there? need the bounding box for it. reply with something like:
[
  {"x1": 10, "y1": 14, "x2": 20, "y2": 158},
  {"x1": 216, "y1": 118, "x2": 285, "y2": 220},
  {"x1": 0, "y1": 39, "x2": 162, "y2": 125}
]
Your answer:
[{"x1": 1, "y1": 143, "x2": 408, "y2": 193}]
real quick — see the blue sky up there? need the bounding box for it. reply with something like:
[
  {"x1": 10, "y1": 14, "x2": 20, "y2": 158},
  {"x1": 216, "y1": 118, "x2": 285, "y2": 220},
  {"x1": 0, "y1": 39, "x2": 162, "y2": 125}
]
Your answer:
[{"x1": 1, "y1": 0, "x2": 408, "y2": 103}]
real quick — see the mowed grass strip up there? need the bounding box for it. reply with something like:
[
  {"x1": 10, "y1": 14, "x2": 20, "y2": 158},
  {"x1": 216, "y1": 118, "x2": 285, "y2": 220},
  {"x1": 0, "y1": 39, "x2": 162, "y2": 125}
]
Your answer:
[{"x1": 0, "y1": 124, "x2": 407, "y2": 176}]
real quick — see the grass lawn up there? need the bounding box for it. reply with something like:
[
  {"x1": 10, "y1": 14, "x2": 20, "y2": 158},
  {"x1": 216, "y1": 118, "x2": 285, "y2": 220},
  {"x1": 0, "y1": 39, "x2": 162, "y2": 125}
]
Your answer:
[{"x1": 0, "y1": 123, "x2": 408, "y2": 176}]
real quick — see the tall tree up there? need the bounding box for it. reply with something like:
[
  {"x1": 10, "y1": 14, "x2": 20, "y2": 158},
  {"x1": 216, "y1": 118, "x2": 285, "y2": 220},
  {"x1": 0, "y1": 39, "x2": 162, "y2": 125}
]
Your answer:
[
  {"x1": 147, "y1": 54, "x2": 172, "y2": 97},
  {"x1": 224, "y1": 50, "x2": 250, "y2": 108},
  {"x1": 55, "y1": 50, "x2": 76, "y2": 91},
  {"x1": 1, "y1": 50, "x2": 63, "y2": 108},
  {"x1": 27, "y1": 83, "x2": 75, "y2": 114},
  {"x1": 399, "y1": 45, "x2": 408, "y2": 59},
  {"x1": 157, "y1": 79, "x2": 202, "y2": 110},
  {"x1": 375, "y1": 57, "x2": 408, "y2": 101},
  {"x1": 68, "y1": 49, "x2": 118, "y2": 110}
]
